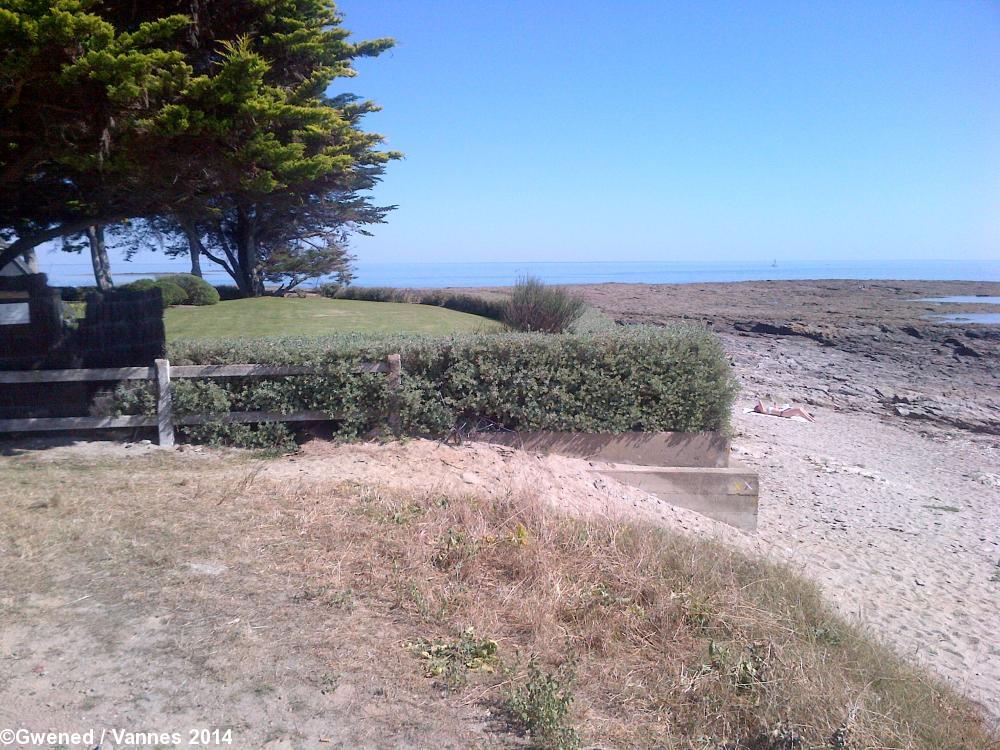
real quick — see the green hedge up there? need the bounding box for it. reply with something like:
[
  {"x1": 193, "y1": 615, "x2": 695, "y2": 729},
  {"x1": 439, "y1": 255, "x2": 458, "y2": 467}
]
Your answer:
[
  {"x1": 419, "y1": 291, "x2": 507, "y2": 322},
  {"x1": 128, "y1": 327, "x2": 735, "y2": 446},
  {"x1": 320, "y1": 285, "x2": 508, "y2": 323}
]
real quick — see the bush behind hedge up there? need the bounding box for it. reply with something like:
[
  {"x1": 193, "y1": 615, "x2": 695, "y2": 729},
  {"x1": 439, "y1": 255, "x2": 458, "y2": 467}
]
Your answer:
[
  {"x1": 329, "y1": 285, "x2": 414, "y2": 303},
  {"x1": 419, "y1": 291, "x2": 507, "y2": 321},
  {"x1": 163, "y1": 274, "x2": 220, "y2": 305},
  {"x1": 123, "y1": 278, "x2": 187, "y2": 306},
  {"x1": 502, "y1": 276, "x2": 586, "y2": 333},
  {"x1": 142, "y1": 327, "x2": 736, "y2": 443}
]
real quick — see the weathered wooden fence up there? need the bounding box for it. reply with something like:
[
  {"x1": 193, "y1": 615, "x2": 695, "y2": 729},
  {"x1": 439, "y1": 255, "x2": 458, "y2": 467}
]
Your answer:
[{"x1": 0, "y1": 355, "x2": 402, "y2": 446}]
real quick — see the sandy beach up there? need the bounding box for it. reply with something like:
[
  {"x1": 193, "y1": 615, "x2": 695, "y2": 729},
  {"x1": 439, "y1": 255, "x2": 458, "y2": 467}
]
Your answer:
[
  {"x1": 575, "y1": 279, "x2": 1000, "y2": 718},
  {"x1": 256, "y1": 279, "x2": 1000, "y2": 719}
]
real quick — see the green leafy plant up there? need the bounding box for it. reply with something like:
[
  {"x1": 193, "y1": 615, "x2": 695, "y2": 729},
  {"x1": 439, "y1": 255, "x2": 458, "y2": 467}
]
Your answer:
[
  {"x1": 410, "y1": 627, "x2": 499, "y2": 688},
  {"x1": 504, "y1": 659, "x2": 580, "y2": 750}
]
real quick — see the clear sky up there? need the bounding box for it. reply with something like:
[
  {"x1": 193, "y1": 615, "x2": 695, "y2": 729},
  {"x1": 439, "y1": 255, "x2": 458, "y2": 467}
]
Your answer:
[{"x1": 333, "y1": 0, "x2": 999, "y2": 264}]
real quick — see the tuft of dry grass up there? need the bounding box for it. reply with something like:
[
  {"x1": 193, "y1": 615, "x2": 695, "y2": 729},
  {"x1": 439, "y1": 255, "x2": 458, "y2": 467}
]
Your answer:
[
  {"x1": 344, "y1": 485, "x2": 995, "y2": 749},
  {"x1": 0, "y1": 450, "x2": 995, "y2": 749}
]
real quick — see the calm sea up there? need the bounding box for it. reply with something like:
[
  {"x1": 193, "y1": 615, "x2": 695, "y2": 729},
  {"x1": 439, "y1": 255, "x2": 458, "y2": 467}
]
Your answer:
[{"x1": 33, "y1": 254, "x2": 1000, "y2": 289}]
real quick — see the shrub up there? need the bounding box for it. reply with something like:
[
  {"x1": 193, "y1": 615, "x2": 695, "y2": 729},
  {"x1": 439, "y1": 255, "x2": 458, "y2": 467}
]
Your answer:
[
  {"x1": 321, "y1": 285, "x2": 507, "y2": 322},
  {"x1": 153, "y1": 279, "x2": 187, "y2": 306},
  {"x1": 317, "y1": 282, "x2": 343, "y2": 298},
  {"x1": 122, "y1": 278, "x2": 156, "y2": 292},
  {"x1": 122, "y1": 278, "x2": 187, "y2": 306},
  {"x1": 163, "y1": 274, "x2": 220, "y2": 305},
  {"x1": 332, "y1": 285, "x2": 414, "y2": 303},
  {"x1": 170, "y1": 379, "x2": 296, "y2": 451},
  {"x1": 215, "y1": 285, "x2": 243, "y2": 301},
  {"x1": 59, "y1": 285, "x2": 98, "y2": 302},
  {"x1": 109, "y1": 327, "x2": 737, "y2": 448},
  {"x1": 502, "y1": 276, "x2": 585, "y2": 333},
  {"x1": 417, "y1": 291, "x2": 506, "y2": 321},
  {"x1": 504, "y1": 660, "x2": 580, "y2": 750}
]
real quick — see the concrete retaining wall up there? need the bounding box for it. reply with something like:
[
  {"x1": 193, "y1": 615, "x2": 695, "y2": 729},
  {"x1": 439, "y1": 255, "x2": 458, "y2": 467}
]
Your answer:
[
  {"x1": 477, "y1": 430, "x2": 759, "y2": 531},
  {"x1": 479, "y1": 430, "x2": 731, "y2": 468},
  {"x1": 598, "y1": 465, "x2": 759, "y2": 531}
]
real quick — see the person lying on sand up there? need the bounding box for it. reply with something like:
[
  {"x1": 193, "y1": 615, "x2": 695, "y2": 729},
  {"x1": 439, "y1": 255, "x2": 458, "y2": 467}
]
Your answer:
[{"x1": 754, "y1": 399, "x2": 816, "y2": 422}]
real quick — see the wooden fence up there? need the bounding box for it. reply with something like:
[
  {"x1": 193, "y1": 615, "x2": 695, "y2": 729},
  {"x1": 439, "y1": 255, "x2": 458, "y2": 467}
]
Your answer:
[{"x1": 0, "y1": 355, "x2": 402, "y2": 446}]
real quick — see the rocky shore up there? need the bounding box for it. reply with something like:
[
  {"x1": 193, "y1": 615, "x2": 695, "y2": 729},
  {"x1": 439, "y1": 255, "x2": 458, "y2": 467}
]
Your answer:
[{"x1": 573, "y1": 279, "x2": 1000, "y2": 435}]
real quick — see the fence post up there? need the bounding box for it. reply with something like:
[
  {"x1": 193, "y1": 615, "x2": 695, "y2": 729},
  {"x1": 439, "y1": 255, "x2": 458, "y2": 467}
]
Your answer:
[
  {"x1": 154, "y1": 358, "x2": 175, "y2": 447},
  {"x1": 387, "y1": 353, "x2": 402, "y2": 437}
]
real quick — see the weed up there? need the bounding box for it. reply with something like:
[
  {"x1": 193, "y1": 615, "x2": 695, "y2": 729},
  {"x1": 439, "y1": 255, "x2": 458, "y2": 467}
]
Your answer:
[
  {"x1": 410, "y1": 627, "x2": 499, "y2": 688},
  {"x1": 432, "y1": 528, "x2": 477, "y2": 572},
  {"x1": 810, "y1": 625, "x2": 843, "y2": 646},
  {"x1": 504, "y1": 659, "x2": 580, "y2": 750},
  {"x1": 732, "y1": 641, "x2": 770, "y2": 692},
  {"x1": 389, "y1": 502, "x2": 425, "y2": 525},
  {"x1": 292, "y1": 586, "x2": 354, "y2": 610}
]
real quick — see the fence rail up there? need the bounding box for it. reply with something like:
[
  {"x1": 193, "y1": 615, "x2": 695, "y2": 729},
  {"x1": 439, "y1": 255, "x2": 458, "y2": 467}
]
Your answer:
[{"x1": 0, "y1": 355, "x2": 402, "y2": 446}]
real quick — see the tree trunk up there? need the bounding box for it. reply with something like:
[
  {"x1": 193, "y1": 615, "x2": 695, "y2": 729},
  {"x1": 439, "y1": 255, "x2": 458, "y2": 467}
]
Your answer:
[
  {"x1": 235, "y1": 206, "x2": 264, "y2": 296},
  {"x1": 180, "y1": 219, "x2": 203, "y2": 278},
  {"x1": 86, "y1": 224, "x2": 113, "y2": 290},
  {"x1": 21, "y1": 246, "x2": 39, "y2": 273},
  {"x1": 189, "y1": 241, "x2": 202, "y2": 277}
]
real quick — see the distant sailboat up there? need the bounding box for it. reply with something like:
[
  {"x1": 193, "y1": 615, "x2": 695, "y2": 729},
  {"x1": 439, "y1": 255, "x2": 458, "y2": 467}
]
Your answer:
[{"x1": 770, "y1": 259, "x2": 778, "y2": 268}]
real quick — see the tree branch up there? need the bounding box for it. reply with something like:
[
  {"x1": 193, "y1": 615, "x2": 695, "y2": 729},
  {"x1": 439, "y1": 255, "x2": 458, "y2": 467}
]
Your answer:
[{"x1": 0, "y1": 216, "x2": 126, "y2": 269}]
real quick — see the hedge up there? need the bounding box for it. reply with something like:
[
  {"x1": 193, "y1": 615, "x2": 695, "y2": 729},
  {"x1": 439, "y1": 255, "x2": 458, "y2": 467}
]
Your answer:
[
  {"x1": 116, "y1": 327, "x2": 736, "y2": 446},
  {"x1": 319, "y1": 285, "x2": 509, "y2": 323}
]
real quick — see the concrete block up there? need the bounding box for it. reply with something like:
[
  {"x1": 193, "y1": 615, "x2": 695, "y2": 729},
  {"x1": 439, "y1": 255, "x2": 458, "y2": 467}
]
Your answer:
[
  {"x1": 478, "y1": 430, "x2": 731, "y2": 468},
  {"x1": 598, "y1": 464, "x2": 759, "y2": 531}
]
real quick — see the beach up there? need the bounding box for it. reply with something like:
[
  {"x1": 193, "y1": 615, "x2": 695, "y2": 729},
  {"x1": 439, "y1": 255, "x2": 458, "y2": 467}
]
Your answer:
[
  {"x1": 572, "y1": 279, "x2": 1000, "y2": 717},
  {"x1": 258, "y1": 277, "x2": 1000, "y2": 718}
]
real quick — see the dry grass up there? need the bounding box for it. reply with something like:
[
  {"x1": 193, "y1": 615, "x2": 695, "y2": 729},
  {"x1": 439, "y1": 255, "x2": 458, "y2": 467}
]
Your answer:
[{"x1": 0, "y1": 448, "x2": 994, "y2": 749}]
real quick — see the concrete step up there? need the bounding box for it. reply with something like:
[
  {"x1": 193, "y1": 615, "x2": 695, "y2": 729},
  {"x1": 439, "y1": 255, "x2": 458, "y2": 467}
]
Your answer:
[{"x1": 597, "y1": 463, "x2": 759, "y2": 531}]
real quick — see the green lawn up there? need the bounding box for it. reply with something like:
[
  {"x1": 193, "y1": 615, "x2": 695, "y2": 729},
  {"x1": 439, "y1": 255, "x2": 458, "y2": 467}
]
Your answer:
[{"x1": 164, "y1": 296, "x2": 502, "y2": 341}]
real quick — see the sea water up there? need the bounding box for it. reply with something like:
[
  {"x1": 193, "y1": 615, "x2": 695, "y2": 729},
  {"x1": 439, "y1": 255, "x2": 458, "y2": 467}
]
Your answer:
[
  {"x1": 920, "y1": 295, "x2": 1000, "y2": 324},
  {"x1": 31, "y1": 254, "x2": 1000, "y2": 289}
]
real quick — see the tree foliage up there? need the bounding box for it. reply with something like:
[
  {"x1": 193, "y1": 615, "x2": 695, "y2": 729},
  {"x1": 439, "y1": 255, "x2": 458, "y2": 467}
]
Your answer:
[
  {"x1": 0, "y1": 2, "x2": 193, "y2": 261},
  {"x1": 0, "y1": 1, "x2": 397, "y2": 293}
]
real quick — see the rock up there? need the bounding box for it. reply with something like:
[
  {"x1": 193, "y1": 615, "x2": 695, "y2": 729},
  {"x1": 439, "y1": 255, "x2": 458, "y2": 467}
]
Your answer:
[
  {"x1": 733, "y1": 320, "x2": 836, "y2": 345},
  {"x1": 944, "y1": 337, "x2": 981, "y2": 358}
]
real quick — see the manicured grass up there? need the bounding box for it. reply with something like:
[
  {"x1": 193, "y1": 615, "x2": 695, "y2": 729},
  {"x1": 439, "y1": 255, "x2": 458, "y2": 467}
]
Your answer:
[{"x1": 164, "y1": 296, "x2": 502, "y2": 341}]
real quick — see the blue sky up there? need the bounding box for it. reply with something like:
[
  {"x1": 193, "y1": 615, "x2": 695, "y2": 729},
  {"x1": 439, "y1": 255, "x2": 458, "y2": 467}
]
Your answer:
[{"x1": 333, "y1": 0, "x2": 999, "y2": 264}]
